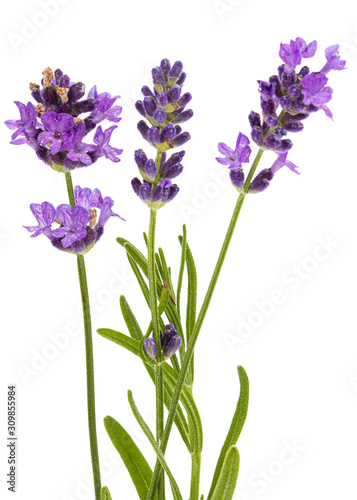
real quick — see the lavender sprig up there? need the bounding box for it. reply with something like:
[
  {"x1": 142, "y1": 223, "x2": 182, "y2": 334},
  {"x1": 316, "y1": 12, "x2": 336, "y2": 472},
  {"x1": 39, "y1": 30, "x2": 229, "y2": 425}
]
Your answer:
[
  {"x1": 216, "y1": 39, "x2": 345, "y2": 194},
  {"x1": 5, "y1": 67, "x2": 123, "y2": 172},
  {"x1": 132, "y1": 59, "x2": 193, "y2": 209}
]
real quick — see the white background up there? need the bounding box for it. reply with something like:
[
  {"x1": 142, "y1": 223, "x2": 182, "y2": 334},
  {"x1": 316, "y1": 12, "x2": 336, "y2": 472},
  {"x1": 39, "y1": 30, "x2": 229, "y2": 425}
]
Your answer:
[{"x1": 1, "y1": 0, "x2": 357, "y2": 499}]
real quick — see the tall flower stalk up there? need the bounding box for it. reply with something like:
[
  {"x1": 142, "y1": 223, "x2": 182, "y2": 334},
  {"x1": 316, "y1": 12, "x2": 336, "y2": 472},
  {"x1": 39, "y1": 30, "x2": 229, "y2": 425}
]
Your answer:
[
  {"x1": 132, "y1": 58, "x2": 193, "y2": 500},
  {"x1": 6, "y1": 67, "x2": 123, "y2": 500}
]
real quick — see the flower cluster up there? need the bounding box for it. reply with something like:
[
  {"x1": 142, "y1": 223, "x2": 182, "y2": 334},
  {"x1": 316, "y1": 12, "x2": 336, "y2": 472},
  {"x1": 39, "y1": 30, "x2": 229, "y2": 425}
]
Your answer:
[
  {"x1": 132, "y1": 59, "x2": 193, "y2": 209},
  {"x1": 24, "y1": 186, "x2": 121, "y2": 254},
  {"x1": 249, "y1": 39, "x2": 345, "y2": 153},
  {"x1": 144, "y1": 324, "x2": 182, "y2": 362},
  {"x1": 216, "y1": 39, "x2": 345, "y2": 193},
  {"x1": 5, "y1": 67, "x2": 123, "y2": 172}
]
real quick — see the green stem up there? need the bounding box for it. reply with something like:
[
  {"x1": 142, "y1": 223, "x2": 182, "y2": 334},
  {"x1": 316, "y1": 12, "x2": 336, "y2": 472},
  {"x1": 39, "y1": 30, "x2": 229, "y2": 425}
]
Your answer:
[
  {"x1": 64, "y1": 173, "x2": 102, "y2": 500},
  {"x1": 148, "y1": 209, "x2": 165, "y2": 500},
  {"x1": 77, "y1": 255, "x2": 102, "y2": 500},
  {"x1": 190, "y1": 451, "x2": 201, "y2": 500},
  {"x1": 65, "y1": 171, "x2": 76, "y2": 207},
  {"x1": 146, "y1": 148, "x2": 264, "y2": 499}
]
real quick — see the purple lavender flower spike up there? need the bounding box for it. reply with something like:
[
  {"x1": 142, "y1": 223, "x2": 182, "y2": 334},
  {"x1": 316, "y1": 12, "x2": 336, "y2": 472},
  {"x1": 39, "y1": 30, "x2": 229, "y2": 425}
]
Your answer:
[
  {"x1": 136, "y1": 58, "x2": 192, "y2": 152},
  {"x1": 216, "y1": 133, "x2": 251, "y2": 169},
  {"x1": 133, "y1": 58, "x2": 192, "y2": 207},
  {"x1": 222, "y1": 38, "x2": 344, "y2": 195},
  {"x1": 144, "y1": 338, "x2": 157, "y2": 361},
  {"x1": 5, "y1": 67, "x2": 123, "y2": 171},
  {"x1": 93, "y1": 125, "x2": 123, "y2": 162},
  {"x1": 25, "y1": 186, "x2": 122, "y2": 254},
  {"x1": 320, "y1": 45, "x2": 346, "y2": 74},
  {"x1": 24, "y1": 202, "x2": 56, "y2": 238}
]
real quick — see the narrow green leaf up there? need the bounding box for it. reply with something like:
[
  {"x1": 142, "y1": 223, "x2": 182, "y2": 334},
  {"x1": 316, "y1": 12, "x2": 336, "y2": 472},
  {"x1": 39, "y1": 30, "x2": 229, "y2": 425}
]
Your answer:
[
  {"x1": 155, "y1": 252, "x2": 164, "y2": 280},
  {"x1": 143, "y1": 231, "x2": 148, "y2": 247},
  {"x1": 97, "y1": 328, "x2": 139, "y2": 355},
  {"x1": 117, "y1": 237, "x2": 152, "y2": 278},
  {"x1": 127, "y1": 253, "x2": 150, "y2": 307},
  {"x1": 128, "y1": 390, "x2": 183, "y2": 500},
  {"x1": 178, "y1": 235, "x2": 197, "y2": 385},
  {"x1": 104, "y1": 416, "x2": 155, "y2": 500},
  {"x1": 120, "y1": 295, "x2": 143, "y2": 341},
  {"x1": 176, "y1": 225, "x2": 187, "y2": 317},
  {"x1": 101, "y1": 486, "x2": 112, "y2": 500},
  {"x1": 207, "y1": 366, "x2": 249, "y2": 500},
  {"x1": 163, "y1": 363, "x2": 202, "y2": 454},
  {"x1": 210, "y1": 446, "x2": 240, "y2": 500}
]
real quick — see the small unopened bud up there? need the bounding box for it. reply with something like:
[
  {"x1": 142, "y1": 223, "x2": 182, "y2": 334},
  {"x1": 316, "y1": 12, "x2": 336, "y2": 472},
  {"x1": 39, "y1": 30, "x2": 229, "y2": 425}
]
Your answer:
[{"x1": 144, "y1": 338, "x2": 157, "y2": 361}]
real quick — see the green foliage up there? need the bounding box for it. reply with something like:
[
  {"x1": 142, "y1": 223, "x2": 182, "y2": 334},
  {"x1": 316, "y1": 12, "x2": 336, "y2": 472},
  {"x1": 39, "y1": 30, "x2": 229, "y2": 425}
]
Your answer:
[
  {"x1": 104, "y1": 416, "x2": 156, "y2": 500},
  {"x1": 207, "y1": 366, "x2": 249, "y2": 500},
  {"x1": 210, "y1": 446, "x2": 240, "y2": 500}
]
